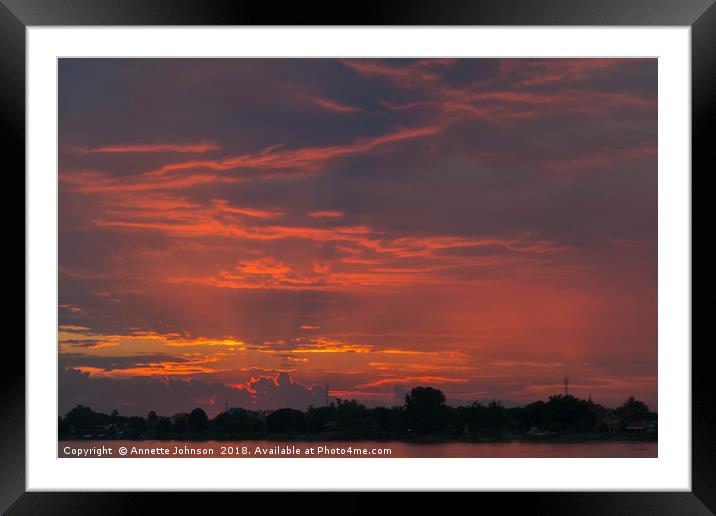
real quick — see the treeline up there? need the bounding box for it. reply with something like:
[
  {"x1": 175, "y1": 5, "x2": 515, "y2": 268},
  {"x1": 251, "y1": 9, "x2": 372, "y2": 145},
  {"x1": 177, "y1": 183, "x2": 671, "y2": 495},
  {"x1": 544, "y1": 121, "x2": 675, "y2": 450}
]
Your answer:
[{"x1": 58, "y1": 387, "x2": 657, "y2": 441}]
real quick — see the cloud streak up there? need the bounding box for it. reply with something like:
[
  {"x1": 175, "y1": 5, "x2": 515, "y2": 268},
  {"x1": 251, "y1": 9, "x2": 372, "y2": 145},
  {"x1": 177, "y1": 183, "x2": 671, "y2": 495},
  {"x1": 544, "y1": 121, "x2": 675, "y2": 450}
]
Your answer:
[
  {"x1": 312, "y1": 97, "x2": 363, "y2": 113},
  {"x1": 74, "y1": 142, "x2": 221, "y2": 154}
]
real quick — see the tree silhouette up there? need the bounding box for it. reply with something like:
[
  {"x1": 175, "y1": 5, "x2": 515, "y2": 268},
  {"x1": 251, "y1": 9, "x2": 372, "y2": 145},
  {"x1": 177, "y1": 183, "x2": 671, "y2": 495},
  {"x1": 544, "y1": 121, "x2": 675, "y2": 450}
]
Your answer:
[
  {"x1": 58, "y1": 416, "x2": 69, "y2": 437},
  {"x1": 155, "y1": 416, "x2": 172, "y2": 438},
  {"x1": 615, "y1": 397, "x2": 652, "y2": 422},
  {"x1": 58, "y1": 391, "x2": 657, "y2": 441},
  {"x1": 214, "y1": 408, "x2": 265, "y2": 435},
  {"x1": 121, "y1": 416, "x2": 145, "y2": 438},
  {"x1": 405, "y1": 386, "x2": 448, "y2": 434},
  {"x1": 188, "y1": 408, "x2": 209, "y2": 434},
  {"x1": 64, "y1": 404, "x2": 97, "y2": 434},
  {"x1": 173, "y1": 413, "x2": 189, "y2": 433},
  {"x1": 467, "y1": 401, "x2": 511, "y2": 437},
  {"x1": 266, "y1": 408, "x2": 306, "y2": 434}
]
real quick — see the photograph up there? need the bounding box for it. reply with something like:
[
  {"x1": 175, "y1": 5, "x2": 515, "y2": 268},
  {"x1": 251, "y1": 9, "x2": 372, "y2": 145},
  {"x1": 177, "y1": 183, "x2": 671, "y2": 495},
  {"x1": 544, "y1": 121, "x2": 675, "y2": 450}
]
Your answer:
[
  {"x1": 57, "y1": 57, "x2": 658, "y2": 459},
  {"x1": 6, "y1": 0, "x2": 710, "y2": 507}
]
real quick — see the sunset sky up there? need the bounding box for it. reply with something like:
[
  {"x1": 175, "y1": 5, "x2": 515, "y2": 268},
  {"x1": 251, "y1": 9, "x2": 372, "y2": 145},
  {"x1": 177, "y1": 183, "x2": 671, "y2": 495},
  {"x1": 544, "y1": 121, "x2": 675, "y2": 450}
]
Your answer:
[{"x1": 58, "y1": 58, "x2": 657, "y2": 416}]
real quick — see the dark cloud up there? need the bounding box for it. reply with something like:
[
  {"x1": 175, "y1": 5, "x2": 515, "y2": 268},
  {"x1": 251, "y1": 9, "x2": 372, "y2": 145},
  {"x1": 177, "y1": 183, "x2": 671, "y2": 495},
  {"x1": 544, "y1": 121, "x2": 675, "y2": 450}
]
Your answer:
[{"x1": 59, "y1": 368, "x2": 330, "y2": 417}]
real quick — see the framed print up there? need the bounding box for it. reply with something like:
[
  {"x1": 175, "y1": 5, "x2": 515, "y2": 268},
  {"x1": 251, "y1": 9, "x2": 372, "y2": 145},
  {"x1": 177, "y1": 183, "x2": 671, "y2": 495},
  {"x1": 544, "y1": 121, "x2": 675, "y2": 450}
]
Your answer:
[{"x1": 4, "y1": 0, "x2": 714, "y2": 513}]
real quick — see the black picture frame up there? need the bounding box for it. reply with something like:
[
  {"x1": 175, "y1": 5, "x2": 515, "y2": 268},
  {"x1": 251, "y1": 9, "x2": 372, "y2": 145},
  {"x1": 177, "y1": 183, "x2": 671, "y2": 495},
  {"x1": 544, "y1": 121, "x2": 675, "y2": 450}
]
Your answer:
[{"x1": 3, "y1": 0, "x2": 713, "y2": 513}]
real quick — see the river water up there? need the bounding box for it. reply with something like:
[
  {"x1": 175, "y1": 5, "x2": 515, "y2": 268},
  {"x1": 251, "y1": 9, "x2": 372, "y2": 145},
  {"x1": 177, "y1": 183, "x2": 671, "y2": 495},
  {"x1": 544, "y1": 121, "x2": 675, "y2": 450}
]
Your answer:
[{"x1": 59, "y1": 440, "x2": 657, "y2": 458}]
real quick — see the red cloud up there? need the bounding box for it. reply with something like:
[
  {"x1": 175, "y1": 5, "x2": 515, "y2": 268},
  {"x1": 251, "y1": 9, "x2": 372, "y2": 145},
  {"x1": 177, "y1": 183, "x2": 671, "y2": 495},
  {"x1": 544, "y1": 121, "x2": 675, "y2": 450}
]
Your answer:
[
  {"x1": 341, "y1": 59, "x2": 457, "y2": 86},
  {"x1": 312, "y1": 97, "x2": 362, "y2": 113},
  {"x1": 308, "y1": 210, "x2": 345, "y2": 218},
  {"x1": 150, "y1": 125, "x2": 442, "y2": 176},
  {"x1": 74, "y1": 142, "x2": 221, "y2": 154},
  {"x1": 61, "y1": 125, "x2": 442, "y2": 194}
]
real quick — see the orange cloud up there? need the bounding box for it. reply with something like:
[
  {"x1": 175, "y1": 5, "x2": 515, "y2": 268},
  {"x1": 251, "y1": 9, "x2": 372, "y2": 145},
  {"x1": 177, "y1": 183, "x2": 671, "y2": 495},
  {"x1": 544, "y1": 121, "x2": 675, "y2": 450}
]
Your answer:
[
  {"x1": 235, "y1": 257, "x2": 292, "y2": 276},
  {"x1": 61, "y1": 170, "x2": 243, "y2": 193},
  {"x1": 356, "y1": 376, "x2": 469, "y2": 388},
  {"x1": 74, "y1": 356, "x2": 223, "y2": 378},
  {"x1": 59, "y1": 327, "x2": 248, "y2": 351},
  {"x1": 211, "y1": 199, "x2": 283, "y2": 219}
]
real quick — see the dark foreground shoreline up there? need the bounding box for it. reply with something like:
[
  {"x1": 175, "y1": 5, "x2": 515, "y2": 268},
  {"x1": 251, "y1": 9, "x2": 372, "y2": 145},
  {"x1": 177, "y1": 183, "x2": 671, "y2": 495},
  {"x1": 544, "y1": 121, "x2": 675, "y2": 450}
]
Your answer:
[{"x1": 59, "y1": 392, "x2": 658, "y2": 447}]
